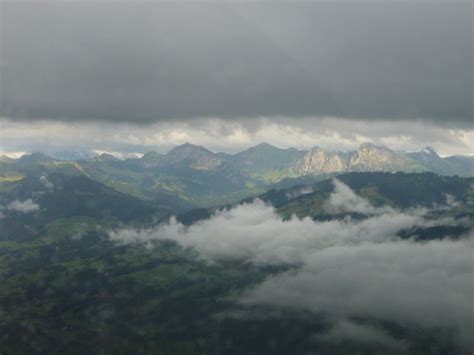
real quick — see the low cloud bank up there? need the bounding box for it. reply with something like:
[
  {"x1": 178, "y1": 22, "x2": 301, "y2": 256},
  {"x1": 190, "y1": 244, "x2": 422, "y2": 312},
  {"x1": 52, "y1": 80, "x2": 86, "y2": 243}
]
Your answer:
[
  {"x1": 241, "y1": 237, "x2": 473, "y2": 344},
  {"x1": 108, "y1": 181, "x2": 473, "y2": 347},
  {"x1": 6, "y1": 199, "x2": 40, "y2": 213},
  {"x1": 323, "y1": 179, "x2": 394, "y2": 215},
  {"x1": 314, "y1": 320, "x2": 408, "y2": 351},
  {"x1": 110, "y1": 199, "x2": 424, "y2": 266}
]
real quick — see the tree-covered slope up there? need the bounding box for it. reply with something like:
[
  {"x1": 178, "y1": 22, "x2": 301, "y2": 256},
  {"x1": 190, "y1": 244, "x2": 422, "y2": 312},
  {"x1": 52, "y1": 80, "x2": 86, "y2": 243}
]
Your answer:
[
  {"x1": 0, "y1": 173, "x2": 172, "y2": 242},
  {"x1": 180, "y1": 172, "x2": 474, "y2": 224}
]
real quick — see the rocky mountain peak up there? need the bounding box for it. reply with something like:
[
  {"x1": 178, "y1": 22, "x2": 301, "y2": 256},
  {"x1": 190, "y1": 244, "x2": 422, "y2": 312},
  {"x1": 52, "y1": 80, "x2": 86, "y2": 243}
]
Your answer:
[
  {"x1": 350, "y1": 144, "x2": 422, "y2": 172},
  {"x1": 294, "y1": 143, "x2": 424, "y2": 175},
  {"x1": 160, "y1": 143, "x2": 223, "y2": 170},
  {"x1": 167, "y1": 143, "x2": 216, "y2": 159},
  {"x1": 294, "y1": 146, "x2": 349, "y2": 174}
]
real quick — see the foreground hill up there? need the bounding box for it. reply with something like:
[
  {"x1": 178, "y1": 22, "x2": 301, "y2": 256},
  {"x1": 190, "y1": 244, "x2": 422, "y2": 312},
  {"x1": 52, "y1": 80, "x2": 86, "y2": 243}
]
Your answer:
[
  {"x1": 179, "y1": 172, "x2": 474, "y2": 225},
  {"x1": 0, "y1": 171, "x2": 472, "y2": 354},
  {"x1": 0, "y1": 173, "x2": 172, "y2": 242},
  {"x1": 273, "y1": 172, "x2": 474, "y2": 220}
]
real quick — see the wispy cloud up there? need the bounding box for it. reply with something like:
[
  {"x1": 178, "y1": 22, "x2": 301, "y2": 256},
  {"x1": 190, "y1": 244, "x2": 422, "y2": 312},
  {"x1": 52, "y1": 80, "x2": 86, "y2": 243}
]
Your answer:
[
  {"x1": 39, "y1": 176, "x2": 54, "y2": 190},
  {"x1": 6, "y1": 199, "x2": 40, "y2": 213}
]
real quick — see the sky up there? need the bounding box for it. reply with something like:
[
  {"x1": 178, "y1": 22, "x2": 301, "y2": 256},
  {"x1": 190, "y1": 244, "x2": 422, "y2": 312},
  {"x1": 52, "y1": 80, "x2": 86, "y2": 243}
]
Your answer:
[{"x1": 0, "y1": 0, "x2": 472, "y2": 156}]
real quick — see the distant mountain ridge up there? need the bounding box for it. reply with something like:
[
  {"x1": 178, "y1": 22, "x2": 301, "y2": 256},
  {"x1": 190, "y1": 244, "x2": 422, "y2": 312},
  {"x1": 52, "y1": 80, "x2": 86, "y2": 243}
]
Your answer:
[
  {"x1": 156, "y1": 143, "x2": 224, "y2": 170},
  {"x1": 10, "y1": 142, "x2": 470, "y2": 177},
  {"x1": 224, "y1": 143, "x2": 306, "y2": 175},
  {"x1": 1, "y1": 142, "x2": 472, "y2": 207},
  {"x1": 3, "y1": 143, "x2": 474, "y2": 178},
  {"x1": 4, "y1": 143, "x2": 474, "y2": 178}
]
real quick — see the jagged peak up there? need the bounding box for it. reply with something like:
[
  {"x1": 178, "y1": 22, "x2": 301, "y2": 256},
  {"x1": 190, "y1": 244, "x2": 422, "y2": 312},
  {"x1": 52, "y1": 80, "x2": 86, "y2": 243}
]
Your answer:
[{"x1": 159, "y1": 142, "x2": 222, "y2": 170}]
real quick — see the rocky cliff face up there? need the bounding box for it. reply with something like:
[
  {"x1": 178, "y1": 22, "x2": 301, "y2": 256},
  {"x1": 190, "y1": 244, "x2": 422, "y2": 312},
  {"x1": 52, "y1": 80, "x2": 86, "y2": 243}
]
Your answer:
[
  {"x1": 294, "y1": 147, "x2": 350, "y2": 174},
  {"x1": 349, "y1": 143, "x2": 421, "y2": 172},
  {"x1": 294, "y1": 143, "x2": 423, "y2": 175}
]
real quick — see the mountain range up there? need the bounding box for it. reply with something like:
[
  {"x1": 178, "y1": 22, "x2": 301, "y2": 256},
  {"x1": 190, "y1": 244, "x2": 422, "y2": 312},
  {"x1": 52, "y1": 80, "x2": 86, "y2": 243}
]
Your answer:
[{"x1": 1, "y1": 142, "x2": 472, "y2": 207}]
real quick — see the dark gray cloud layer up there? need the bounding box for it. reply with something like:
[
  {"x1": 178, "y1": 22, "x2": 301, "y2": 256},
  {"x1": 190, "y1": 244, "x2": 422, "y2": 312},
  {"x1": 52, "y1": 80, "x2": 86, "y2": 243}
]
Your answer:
[{"x1": 1, "y1": 1, "x2": 472, "y2": 125}]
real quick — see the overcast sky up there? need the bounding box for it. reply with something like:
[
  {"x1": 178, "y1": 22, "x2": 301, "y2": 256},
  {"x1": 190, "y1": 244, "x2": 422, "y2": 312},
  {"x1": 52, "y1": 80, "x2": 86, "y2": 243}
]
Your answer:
[{"x1": 0, "y1": 0, "x2": 472, "y2": 155}]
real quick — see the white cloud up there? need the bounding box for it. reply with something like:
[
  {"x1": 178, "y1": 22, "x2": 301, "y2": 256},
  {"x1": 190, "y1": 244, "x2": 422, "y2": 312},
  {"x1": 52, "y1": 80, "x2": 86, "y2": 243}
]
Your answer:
[
  {"x1": 323, "y1": 179, "x2": 394, "y2": 215},
  {"x1": 108, "y1": 182, "x2": 472, "y2": 348},
  {"x1": 1, "y1": 117, "x2": 472, "y2": 157},
  {"x1": 314, "y1": 320, "x2": 408, "y2": 351},
  {"x1": 0, "y1": 150, "x2": 26, "y2": 159},
  {"x1": 7, "y1": 199, "x2": 40, "y2": 213},
  {"x1": 40, "y1": 176, "x2": 54, "y2": 190},
  {"x1": 445, "y1": 193, "x2": 461, "y2": 208},
  {"x1": 285, "y1": 186, "x2": 314, "y2": 199},
  {"x1": 241, "y1": 236, "x2": 473, "y2": 345},
  {"x1": 91, "y1": 150, "x2": 144, "y2": 159},
  {"x1": 109, "y1": 199, "x2": 424, "y2": 266}
]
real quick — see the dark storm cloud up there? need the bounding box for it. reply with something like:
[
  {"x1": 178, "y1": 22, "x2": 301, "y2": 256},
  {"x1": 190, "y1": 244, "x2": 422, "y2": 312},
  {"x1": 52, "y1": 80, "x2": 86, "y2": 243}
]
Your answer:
[{"x1": 1, "y1": 1, "x2": 472, "y2": 125}]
